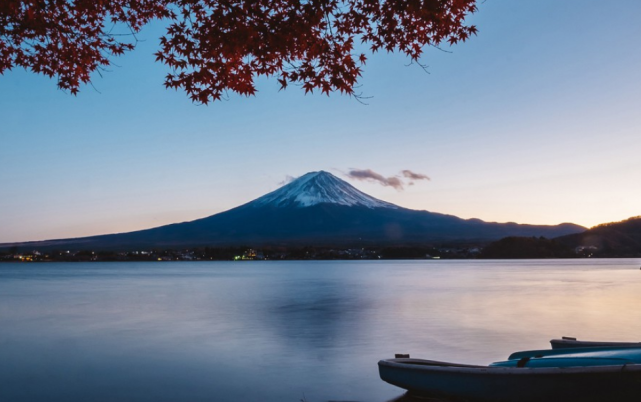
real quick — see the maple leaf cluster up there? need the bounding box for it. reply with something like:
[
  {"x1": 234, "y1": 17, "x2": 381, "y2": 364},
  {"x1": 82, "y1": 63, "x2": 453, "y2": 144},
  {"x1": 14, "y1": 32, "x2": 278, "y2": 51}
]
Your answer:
[
  {"x1": 0, "y1": 0, "x2": 171, "y2": 94},
  {"x1": 1, "y1": 0, "x2": 477, "y2": 103}
]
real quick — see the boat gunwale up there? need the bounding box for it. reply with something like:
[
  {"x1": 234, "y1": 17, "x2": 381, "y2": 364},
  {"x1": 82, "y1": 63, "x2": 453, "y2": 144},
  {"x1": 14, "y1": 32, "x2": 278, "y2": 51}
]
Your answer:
[
  {"x1": 551, "y1": 338, "x2": 641, "y2": 349},
  {"x1": 509, "y1": 344, "x2": 641, "y2": 360},
  {"x1": 378, "y1": 358, "x2": 641, "y2": 375}
]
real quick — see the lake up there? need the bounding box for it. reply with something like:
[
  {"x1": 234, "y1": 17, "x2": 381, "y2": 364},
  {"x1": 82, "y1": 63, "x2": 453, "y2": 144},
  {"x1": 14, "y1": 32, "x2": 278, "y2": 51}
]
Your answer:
[{"x1": 1, "y1": 259, "x2": 640, "y2": 402}]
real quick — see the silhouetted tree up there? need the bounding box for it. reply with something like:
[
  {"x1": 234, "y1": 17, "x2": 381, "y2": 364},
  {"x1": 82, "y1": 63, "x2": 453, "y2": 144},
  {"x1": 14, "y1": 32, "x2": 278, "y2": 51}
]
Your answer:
[{"x1": 478, "y1": 237, "x2": 575, "y2": 259}]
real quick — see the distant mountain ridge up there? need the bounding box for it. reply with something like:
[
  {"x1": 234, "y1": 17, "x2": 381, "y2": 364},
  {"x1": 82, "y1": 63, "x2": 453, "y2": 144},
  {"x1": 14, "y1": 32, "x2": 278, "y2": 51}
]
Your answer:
[
  {"x1": 1, "y1": 171, "x2": 586, "y2": 250},
  {"x1": 555, "y1": 216, "x2": 641, "y2": 257}
]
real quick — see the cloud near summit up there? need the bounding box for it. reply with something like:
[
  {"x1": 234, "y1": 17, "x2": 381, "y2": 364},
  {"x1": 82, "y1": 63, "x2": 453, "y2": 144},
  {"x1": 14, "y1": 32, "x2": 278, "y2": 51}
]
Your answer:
[
  {"x1": 278, "y1": 175, "x2": 297, "y2": 185},
  {"x1": 346, "y1": 168, "x2": 430, "y2": 190},
  {"x1": 402, "y1": 170, "x2": 430, "y2": 181}
]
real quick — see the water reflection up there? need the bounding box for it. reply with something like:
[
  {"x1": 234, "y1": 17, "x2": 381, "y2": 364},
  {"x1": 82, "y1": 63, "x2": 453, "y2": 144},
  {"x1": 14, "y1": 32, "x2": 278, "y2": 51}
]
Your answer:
[
  {"x1": 386, "y1": 394, "x2": 447, "y2": 402},
  {"x1": 0, "y1": 259, "x2": 640, "y2": 402},
  {"x1": 263, "y1": 278, "x2": 374, "y2": 351}
]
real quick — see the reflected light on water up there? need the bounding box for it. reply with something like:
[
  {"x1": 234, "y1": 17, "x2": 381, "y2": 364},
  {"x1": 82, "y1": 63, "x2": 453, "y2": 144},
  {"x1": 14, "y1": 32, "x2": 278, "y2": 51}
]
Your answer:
[{"x1": 0, "y1": 259, "x2": 640, "y2": 401}]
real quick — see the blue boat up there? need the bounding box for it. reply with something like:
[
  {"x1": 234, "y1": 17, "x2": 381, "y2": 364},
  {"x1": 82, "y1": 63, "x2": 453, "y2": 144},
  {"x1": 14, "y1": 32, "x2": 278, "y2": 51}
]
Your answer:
[
  {"x1": 378, "y1": 339, "x2": 641, "y2": 401},
  {"x1": 550, "y1": 336, "x2": 641, "y2": 350}
]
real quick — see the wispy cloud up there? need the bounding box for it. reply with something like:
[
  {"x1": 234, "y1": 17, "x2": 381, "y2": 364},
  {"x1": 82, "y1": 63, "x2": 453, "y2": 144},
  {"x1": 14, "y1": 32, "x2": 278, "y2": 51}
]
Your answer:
[
  {"x1": 346, "y1": 168, "x2": 431, "y2": 191},
  {"x1": 278, "y1": 175, "x2": 297, "y2": 185},
  {"x1": 401, "y1": 170, "x2": 430, "y2": 181},
  {"x1": 346, "y1": 169, "x2": 405, "y2": 190}
]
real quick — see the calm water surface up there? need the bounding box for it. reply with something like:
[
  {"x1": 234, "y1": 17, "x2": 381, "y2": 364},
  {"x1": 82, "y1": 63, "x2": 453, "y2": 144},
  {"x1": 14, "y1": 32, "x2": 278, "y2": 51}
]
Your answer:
[{"x1": 1, "y1": 259, "x2": 640, "y2": 402}]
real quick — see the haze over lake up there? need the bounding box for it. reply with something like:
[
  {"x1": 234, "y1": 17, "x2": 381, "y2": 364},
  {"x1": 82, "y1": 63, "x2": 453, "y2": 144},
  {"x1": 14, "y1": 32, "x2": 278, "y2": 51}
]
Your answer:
[{"x1": 1, "y1": 259, "x2": 640, "y2": 402}]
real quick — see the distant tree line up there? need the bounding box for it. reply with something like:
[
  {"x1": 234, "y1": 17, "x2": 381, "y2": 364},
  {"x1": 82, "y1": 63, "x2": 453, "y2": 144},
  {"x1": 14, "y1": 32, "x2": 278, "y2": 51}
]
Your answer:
[
  {"x1": 477, "y1": 237, "x2": 576, "y2": 259},
  {"x1": 1, "y1": 245, "x2": 474, "y2": 262},
  {"x1": 4, "y1": 233, "x2": 641, "y2": 262}
]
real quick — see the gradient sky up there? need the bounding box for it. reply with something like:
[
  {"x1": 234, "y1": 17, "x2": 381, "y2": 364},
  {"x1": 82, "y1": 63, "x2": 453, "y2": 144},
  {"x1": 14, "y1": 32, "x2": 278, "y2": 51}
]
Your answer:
[{"x1": 1, "y1": 0, "x2": 640, "y2": 243}]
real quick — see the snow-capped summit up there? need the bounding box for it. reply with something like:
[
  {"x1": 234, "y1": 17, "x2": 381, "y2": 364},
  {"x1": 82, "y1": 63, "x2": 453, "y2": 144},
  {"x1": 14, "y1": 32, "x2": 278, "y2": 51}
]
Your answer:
[{"x1": 250, "y1": 171, "x2": 398, "y2": 209}]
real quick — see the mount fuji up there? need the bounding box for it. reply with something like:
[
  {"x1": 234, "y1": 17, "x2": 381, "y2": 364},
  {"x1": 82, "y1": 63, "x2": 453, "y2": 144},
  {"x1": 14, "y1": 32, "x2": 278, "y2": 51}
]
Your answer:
[{"x1": 3, "y1": 171, "x2": 585, "y2": 250}]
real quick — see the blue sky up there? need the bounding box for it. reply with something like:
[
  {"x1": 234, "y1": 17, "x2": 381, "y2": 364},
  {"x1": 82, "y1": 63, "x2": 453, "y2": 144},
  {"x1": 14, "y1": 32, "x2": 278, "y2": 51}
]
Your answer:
[{"x1": 1, "y1": 0, "x2": 640, "y2": 243}]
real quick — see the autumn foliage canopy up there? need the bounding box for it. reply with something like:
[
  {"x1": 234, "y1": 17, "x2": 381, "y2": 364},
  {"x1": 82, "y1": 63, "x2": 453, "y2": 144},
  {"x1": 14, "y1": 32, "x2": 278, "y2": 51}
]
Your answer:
[{"x1": 1, "y1": 0, "x2": 477, "y2": 103}]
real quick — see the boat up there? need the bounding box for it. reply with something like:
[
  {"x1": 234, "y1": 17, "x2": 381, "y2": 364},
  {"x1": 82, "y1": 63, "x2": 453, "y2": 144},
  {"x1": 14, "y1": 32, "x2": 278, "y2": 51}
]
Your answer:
[
  {"x1": 551, "y1": 336, "x2": 641, "y2": 349},
  {"x1": 378, "y1": 340, "x2": 641, "y2": 401}
]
